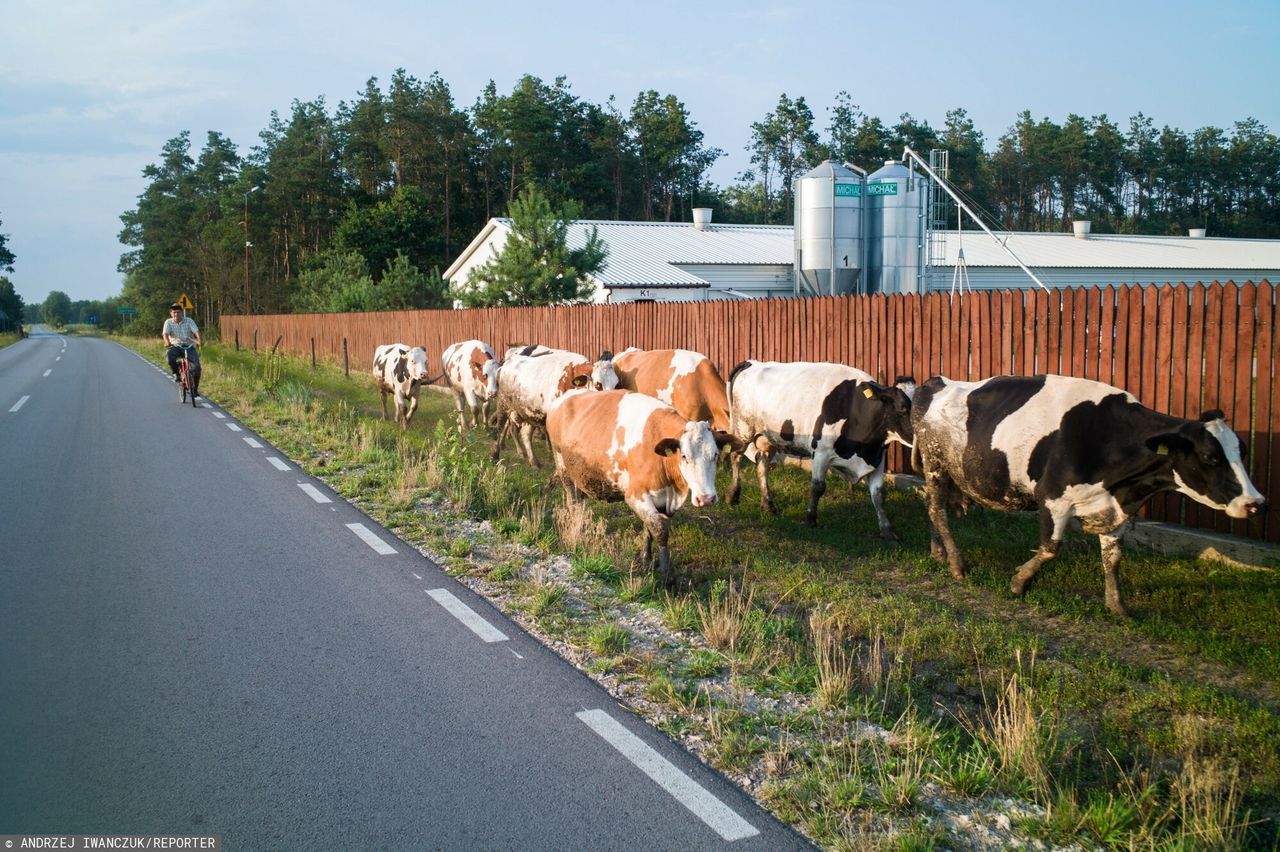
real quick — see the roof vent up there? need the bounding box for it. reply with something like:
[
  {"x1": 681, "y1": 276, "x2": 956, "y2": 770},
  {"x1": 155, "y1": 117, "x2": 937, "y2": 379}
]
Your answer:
[
  {"x1": 692, "y1": 208, "x2": 712, "y2": 231},
  {"x1": 1072, "y1": 220, "x2": 1091, "y2": 239},
  {"x1": 1189, "y1": 227, "x2": 1207, "y2": 238}
]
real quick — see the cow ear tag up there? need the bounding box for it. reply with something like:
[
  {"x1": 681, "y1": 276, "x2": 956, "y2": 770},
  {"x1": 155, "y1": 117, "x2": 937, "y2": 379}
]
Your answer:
[
  {"x1": 862, "y1": 387, "x2": 875, "y2": 399},
  {"x1": 1156, "y1": 444, "x2": 1169, "y2": 456}
]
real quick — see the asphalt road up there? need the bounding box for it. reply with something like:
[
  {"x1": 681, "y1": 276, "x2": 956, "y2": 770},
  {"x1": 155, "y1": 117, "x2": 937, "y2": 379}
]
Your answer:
[{"x1": 0, "y1": 330, "x2": 810, "y2": 850}]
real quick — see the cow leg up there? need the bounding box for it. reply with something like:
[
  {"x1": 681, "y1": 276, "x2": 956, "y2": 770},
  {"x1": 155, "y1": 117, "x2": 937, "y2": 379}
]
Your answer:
[
  {"x1": 755, "y1": 438, "x2": 776, "y2": 514},
  {"x1": 403, "y1": 394, "x2": 419, "y2": 428},
  {"x1": 380, "y1": 389, "x2": 390, "y2": 420},
  {"x1": 866, "y1": 460, "x2": 898, "y2": 544},
  {"x1": 727, "y1": 450, "x2": 743, "y2": 505},
  {"x1": 453, "y1": 391, "x2": 468, "y2": 430},
  {"x1": 519, "y1": 423, "x2": 540, "y2": 467},
  {"x1": 805, "y1": 452, "x2": 834, "y2": 527},
  {"x1": 924, "y1": 469, "x2": 967, "y2": 580},
  {"x1": 492, "y1": 415, "x2": 511, "y2": 462},
  {"x1": 1010, "y1": 508, "x2": 1061, "y2": 597},
  {"x1": 1099, "y1": 532, "x2": 1128, "y2": 617}
]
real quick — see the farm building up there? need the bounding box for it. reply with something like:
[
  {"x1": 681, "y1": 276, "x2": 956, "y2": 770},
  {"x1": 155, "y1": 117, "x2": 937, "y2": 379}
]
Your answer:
[{"x1": 445, "y1": 194, "x2": 1280, "y2": 304}]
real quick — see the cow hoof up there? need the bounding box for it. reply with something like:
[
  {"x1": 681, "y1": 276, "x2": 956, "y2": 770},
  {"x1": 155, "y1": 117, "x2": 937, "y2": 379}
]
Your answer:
[
  {"x1": 929, "y1": 543, "x2": 946, "y2": 562},
  {"x1": 880, "y1": 532, "x2": 900, "y2": 546},
  {"x1": 726, "y1": 489, "x2": 740, "y2": 506},
  {"x1": 763, "y1": 501, "x2": 777, "y2": 515},
  {"x1": 1105, "y1": 599, "x2": 1130, "y2": 618},
  {"x1": 950, "y1": 564, "x2": 968, "y2": 581},
  {"x1": 804, "y1": 515, "x2": 818, "y2": 528},
  {"x1": 1010, "y1": 579, "x2": 1027, "y2": 596}
]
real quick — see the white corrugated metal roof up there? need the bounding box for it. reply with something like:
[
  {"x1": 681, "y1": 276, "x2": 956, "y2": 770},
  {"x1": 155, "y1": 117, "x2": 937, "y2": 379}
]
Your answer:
[{"x1": 936, "y1": 231, "x2": 1280, "y2": 269}]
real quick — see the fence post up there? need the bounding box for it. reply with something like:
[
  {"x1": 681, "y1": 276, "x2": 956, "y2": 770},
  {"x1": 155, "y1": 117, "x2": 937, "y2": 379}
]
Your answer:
[
  {"x1": 311, "y1": 337, "x2": 316, "y2": 369},
  {"x1": 252, "y1": 330, "x2": 257, "y2": 352},
  {"x1": 343, "y1": 338, "x2": 349, "y2": 377},
  {"x1": 234, "y1": 329, "x2": 239, "y2": 351}
]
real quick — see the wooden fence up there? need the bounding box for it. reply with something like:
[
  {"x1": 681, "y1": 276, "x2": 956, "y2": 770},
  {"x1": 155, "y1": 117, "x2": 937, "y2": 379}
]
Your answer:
[{"x1": 222, "y1": 280, "x2": 1279, "y2": 543}]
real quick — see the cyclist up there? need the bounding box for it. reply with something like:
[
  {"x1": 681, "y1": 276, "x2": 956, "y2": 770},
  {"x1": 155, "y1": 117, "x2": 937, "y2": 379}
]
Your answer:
[{"x1": 162, "y1": 303, "x2": 203, "y2": 395}]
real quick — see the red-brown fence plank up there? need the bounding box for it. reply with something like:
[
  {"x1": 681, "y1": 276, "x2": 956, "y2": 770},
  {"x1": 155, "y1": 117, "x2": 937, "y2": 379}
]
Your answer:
[{"x1": 1255, "y1": 283, "x2": 1278, "y2": 541}]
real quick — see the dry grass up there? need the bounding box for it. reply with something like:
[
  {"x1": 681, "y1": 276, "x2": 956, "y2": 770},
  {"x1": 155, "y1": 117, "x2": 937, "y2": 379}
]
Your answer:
[
  {"x1": 1170, "y1": 716, "x2": 1253, "y2": 849},
  {"x1": 811, "y1": 606, "x2": 855, "y2": 709},
  {"x1": 554, "y1": 498, "x2": 608, "y2": 553},
  {"x1": 696, "y1": 580, "x2": 755, "y2": 654},
  {"x1": 971, "y1": 650, "x2": 1055, "y2": 796}
]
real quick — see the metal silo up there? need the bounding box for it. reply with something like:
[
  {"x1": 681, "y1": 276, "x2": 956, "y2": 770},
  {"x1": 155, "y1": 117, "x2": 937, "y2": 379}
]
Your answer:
[
  {"x1": 865, "y1": 159, "x2": 928, "y2": 294},
  {"x1": 794, "y1": 160, "x2": 864, "y2": 296}
]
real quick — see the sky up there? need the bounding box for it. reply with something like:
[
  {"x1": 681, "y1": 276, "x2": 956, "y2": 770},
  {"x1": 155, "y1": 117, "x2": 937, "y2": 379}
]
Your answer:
[{"x1": 2, "y1": 0, "x2": 1277, "y2": 307}]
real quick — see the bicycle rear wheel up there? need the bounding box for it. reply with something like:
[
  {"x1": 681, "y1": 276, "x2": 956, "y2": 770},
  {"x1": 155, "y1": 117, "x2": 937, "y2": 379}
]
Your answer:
[{"x1": 180, "y1": 360, "x2": 189, "y2": 403}]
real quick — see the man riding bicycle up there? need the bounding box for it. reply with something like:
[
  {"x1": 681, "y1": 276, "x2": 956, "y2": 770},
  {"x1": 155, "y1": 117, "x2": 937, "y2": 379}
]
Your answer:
[{"x1": 162, "y1": 303, "x2": 203, "y2": 395}]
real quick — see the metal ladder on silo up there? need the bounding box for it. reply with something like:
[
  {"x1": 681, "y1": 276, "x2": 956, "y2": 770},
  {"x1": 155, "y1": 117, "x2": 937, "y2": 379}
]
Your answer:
[{"x1": 925, "y1": 149, "x2": 951, "y2": 291}]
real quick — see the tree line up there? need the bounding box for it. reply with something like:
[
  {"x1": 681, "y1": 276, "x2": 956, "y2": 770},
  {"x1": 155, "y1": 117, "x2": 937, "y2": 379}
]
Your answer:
[{"x1": 111, "y1": 70, "x2": 1278, "y2": 330}]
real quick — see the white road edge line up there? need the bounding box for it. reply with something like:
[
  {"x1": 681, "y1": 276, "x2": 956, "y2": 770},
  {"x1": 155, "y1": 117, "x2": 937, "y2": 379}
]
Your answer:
[
  {"x1": 9, "y1": 395, "x2": 30, "y2": 413},
  {"x1": 267, "y1": 457, "x2": 290, "y2": 471},
  {"x1": 575, "y1": 709, "x2": 760, "y2": 842},
  {"x1": 426, "y1": 588, "x2": 508, "y2": 643},
  {"x1": 297, "y1": 483, "x2": 331, "y2": 504},
  {"x1": 347, "y1": 522, "x2": 397, "y2": 555},
  {"x1": 243, "y1": 437, "x2": 263, "y2": 448}
]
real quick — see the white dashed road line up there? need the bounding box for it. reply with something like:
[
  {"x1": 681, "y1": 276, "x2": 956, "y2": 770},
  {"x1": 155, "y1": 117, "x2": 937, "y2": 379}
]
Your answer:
[
  {"x1": 347, "y1": 522, "x2": 397, "y2": 555},
  {"x1": 226, "y1": 423, "x2": 242, "y2": 432},
  {"x1": 9, "y1": 396, "x2": 30, "y2": 413},
  {"x1": 212, "y1": 412, "x2": 226, "y2": 419},
  {"x1": 267, "y1": 457, "x2": 290, "y2": 471},
  {"x1": 426, "y1": 588, "x2": 508, "y2": 643},
  {"x1": 575, "y1": 710, "x2": 759, "y2": 842},
  {"x1": 243, "y1": 437, "x2": 263, "y2": 448},
  {"x1": 43, "y1": 369, "x2": 51, "y2": 377},
  {"x1": 298, "y1": 483, "x2": 332, "y2": 504}
]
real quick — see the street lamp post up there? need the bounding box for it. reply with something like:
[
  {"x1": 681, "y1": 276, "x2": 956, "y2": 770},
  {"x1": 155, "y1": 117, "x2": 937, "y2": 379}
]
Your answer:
[{"x1": 242, "y1": 185, "x2": 260, "y2": 314}]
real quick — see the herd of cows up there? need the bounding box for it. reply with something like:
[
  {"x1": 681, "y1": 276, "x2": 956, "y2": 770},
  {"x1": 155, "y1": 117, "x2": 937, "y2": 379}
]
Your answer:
[{"x1": 371, "y1": 340, "x2": 1267, "y2": 617}]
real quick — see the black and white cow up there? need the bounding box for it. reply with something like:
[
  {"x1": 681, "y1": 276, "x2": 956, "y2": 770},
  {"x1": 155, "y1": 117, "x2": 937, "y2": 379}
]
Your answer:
[
  {"x1": 726, "y1": 360, "x2": 915, "y2": 540},
  {"x1": 372, "y1": 343, "x2": 429, "y2": 428},
  {"x1": 911, "y1": 374, "x2": 1266, "y2": 616}
]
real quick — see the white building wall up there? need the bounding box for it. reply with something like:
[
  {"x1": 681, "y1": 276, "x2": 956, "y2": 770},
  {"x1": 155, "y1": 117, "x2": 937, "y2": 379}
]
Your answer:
[{"x1": 676, "y1": 264, "x2": 794, "y2": 299}]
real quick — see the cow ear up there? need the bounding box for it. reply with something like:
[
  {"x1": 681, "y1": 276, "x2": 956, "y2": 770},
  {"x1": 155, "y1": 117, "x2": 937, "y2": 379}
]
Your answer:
[
  {"x1": 572, "y1": 374, "x2": 589, "y2": 388},
  {"x1": 713, "y1": 430, "x2": 745, "y2": 453},
  {"x1": 1199, "y1": 409, "x2": 1225, "y2": 422},
  {"x1": 1145, "y1": 434, "x2": 1192, "y2": 458},
  {"x1": 599, "y1": 350, "x2": 613, "y2": 361},
  {"x1": 654, "y1": 438, "x2": 681, "y2": 457}
]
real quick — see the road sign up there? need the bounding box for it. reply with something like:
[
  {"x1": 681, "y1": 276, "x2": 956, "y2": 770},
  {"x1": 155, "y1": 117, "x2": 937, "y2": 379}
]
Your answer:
[
  {"x1": 177, "y1": 292, "x2": 195, "y2": 310},
  {"x1": 117, "y1": 306, "x2": 137, "y2": 316}
]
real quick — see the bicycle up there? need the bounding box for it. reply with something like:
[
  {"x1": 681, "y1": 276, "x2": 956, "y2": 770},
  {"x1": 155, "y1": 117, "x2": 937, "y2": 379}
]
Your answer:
[{"x1": 175, "y1": 343, "x2": 200, "y2": 407}]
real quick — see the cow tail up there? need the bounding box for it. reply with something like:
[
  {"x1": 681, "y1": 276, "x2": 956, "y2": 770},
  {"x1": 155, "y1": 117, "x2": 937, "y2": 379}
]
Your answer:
[{"x1": 910, "y1": 439, "x2": 922, "y2": 474}]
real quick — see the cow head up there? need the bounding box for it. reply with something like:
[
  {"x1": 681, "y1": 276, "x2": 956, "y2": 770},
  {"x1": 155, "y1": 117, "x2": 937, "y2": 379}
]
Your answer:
[
  {"x1": 1148, "y1": 410, "x2": 1266, "y2": 519},
  {"x1": 855, "y1": 380, "x2": 915, "y2": 447},
  {"x1": 655, "y1": 421, "x2": 723, "y2": 508},
  {"x1": 592, "y1": 351, "x2": 619, "y2": 391},
  {"x1": 406, "y1": 347, "x2": 429, "y2": 383},
  {"x1": 481, "y1": 355, "x2": 499, "y2": 400}
]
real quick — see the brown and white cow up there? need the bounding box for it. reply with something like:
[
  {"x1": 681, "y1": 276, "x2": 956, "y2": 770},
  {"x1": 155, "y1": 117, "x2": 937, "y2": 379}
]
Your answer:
[
  {"x1": 613, "y1": 347, "x2": 731, "y2": 433},
  {"x1": 546, "y1": 389, "x2": 738, "y2": 584},
  {"x1": 912, "y1": 374, "x2": 1267, "y2": 616},
  {"x1": 727, "y1": 360, "x2": 915, "y2": 540},
  {"x1": 442, "y1": 339, "x2": 500, "y2": 431},
  {"x1": 372, "y1": 343, "x2": 429, "y2": 428},
  {"x1": 492, "y1": 345, "x2": 619, "y2": 466}
]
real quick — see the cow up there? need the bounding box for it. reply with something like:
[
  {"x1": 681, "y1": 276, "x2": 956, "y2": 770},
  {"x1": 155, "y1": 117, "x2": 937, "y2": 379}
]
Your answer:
[
  {"x1": 493, "y1": 345, "x2": 618, "y2": 466},
  {"x1": 726, "y1": 360, "x2": 916, "y2": 541},
  {"x1": 372, "y1": 343, "x2": 430, "y2": 428},
  {"x1": 911, "y1": 374, "x2": 1267, "y2": 616},
  {"x1": 442, "y1": 339, "x2": 500, "y2": 431},
  {"x1": 546, "y1": 389, "x2": 739, "y2": 584},
  {"x1": 613, "y1": 347, "x2": 731, "y2": 432}
]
